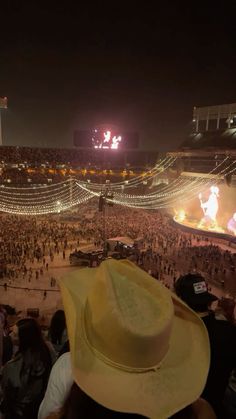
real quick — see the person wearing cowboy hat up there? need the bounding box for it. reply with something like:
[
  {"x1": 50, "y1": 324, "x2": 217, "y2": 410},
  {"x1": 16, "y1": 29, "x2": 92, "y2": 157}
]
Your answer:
[
  {"x1": 174, "y1": 272, "x2": 236, "y2": 418},
  {"x1": 39, "y1": 260, "x2": 210, "y2": 419}
]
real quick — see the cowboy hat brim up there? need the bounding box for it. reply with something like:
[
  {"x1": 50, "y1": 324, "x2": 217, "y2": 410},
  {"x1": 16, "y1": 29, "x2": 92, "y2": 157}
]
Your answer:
[{"x1": 59, "y1": 261, "x2": 210, "y2": 419}]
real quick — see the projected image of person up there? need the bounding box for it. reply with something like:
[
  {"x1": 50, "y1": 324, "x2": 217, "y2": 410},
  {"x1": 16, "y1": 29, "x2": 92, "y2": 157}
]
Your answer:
[
  {"x1": 198, "y1": 186, "x2": 219, "y2": 229},
  {"x1": 227, "y1": 212, "x2": 236, "y2": 235},
  {"x1": 92, "y1": 129, "x2": 122, "y2": 149}
]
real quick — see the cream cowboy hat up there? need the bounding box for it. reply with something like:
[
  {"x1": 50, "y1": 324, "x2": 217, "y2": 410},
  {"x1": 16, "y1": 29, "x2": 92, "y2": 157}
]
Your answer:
[{"x1": 59, "y1": 259, "x2": 210, "y2": 419}]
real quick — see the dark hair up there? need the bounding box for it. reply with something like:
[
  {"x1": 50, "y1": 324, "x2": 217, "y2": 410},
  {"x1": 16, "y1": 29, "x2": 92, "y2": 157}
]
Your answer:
[
  {"x1": 0, "y1": 305, "x2": 8, "y2": 333},
  {"x1": 61, "y1": 383, "x2": 194, "y2": 419},
  {"x1": 18, "y1": 318, "x2": 44, "y2": 352},
  {"x1": 49, "y1": 309, "x2": 66, "y2": 345},
  {"x1": 17, "y1": 317, "x2": 52, "y2": 379}
]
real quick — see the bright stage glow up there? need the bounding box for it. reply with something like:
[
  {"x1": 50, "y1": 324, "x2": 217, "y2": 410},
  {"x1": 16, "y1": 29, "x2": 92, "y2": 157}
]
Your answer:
[
  {"x1": 175, "y1": 216, "x2": 225, "y2": 234},
  {"x1": 198, "y1": 185, "x2": 219, "y2": 227},
  {"x1": 174, "y1": 182, "x2": 236, "y2": 236},
  {"x1": 92, "y1": 129, "x2": 122, "y2": 149},
  {"x1": 176, "y1": 209, "x2": 186, "y2": 222}
]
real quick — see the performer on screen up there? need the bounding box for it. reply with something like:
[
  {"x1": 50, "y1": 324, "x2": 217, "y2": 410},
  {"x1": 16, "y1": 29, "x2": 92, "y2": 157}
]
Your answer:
[
  {"x1": 198, "y1": 186, "x2": 219, "y2": 229},
  {"x1": 227, "y1": 212, "x2": 236, "y2": 235}
]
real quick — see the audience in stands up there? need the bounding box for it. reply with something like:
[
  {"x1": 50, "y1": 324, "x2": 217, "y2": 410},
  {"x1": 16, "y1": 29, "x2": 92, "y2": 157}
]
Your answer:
[
  {"x1": 0, "y1": 146, "x2": 146, "y2": 186},
  {"x1": 174, "y1": 273, "x2": 236, "y2": 418},
  {"x1": 0, "y1": 145, "x2": 147, "y2": 168},
  {"x1": 0, "y1": 203, "x2": 236, "y2": 418},
  {"x1": 0, "y1": 203, "x2": 236, "y2": 299}
]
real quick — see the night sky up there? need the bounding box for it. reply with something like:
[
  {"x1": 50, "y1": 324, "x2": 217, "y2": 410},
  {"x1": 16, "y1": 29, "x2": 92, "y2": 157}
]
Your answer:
[{"x1": 1, "y1": 2, "x2": 236, "y2": 152}]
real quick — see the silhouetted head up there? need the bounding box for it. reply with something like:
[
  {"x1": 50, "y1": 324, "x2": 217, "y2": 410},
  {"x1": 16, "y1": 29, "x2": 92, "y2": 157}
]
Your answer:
[
  {"x1": 49, "y1": 309, "x2": 66, "y2": 344},
  {"x1": 16, "y1": 317, "x2": 45, "y2": 353}
]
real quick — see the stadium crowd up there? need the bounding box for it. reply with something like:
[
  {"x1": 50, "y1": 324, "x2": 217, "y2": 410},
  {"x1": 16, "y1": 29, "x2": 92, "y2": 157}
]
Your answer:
[
  {"x1": 0, "y1": 146, "x2": 152, "y2": 186},
  {"x1": 0, "y1": 146, "x2": 95, "y2": 166},
  {"x1": 0, "y1": 204, "x2": 235, "y2": 291},
  {"x1": 0, "y1": 167, "x2": 137, "y2": 185},
  {"x1": 0, "y1": 203, "x2": 236, "y2": 418},
  {"x1": 0, "y1": 203, "x2": 236, "y2": 296}
]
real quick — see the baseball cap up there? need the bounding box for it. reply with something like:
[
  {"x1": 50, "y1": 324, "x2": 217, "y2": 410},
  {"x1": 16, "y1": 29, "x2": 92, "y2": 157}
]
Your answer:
[{"x1": 174, "y1": 273, "x2": 218, "y2": 308}]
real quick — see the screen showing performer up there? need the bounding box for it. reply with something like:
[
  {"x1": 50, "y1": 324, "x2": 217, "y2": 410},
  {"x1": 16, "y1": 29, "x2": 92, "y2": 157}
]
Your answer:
[{"x1": 92, "y1": 130, "x2": 122, "y2": 149}]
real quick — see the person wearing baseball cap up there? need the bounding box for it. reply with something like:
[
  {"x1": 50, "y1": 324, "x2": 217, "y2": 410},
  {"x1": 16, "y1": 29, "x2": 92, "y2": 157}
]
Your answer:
[
  {"x1": 175, "y1": 273, "x2": 236, "y2": 418},
  {"x1": 174, "y1": 273, "x2": 218, "y2": 312}
]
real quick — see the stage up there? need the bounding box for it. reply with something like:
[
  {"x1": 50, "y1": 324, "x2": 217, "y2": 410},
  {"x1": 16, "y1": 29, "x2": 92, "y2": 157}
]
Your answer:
[
  {"x1": 173, "y1": 215, "x2": 236, "y2": 246},
  {"x1": 170, "y1": 183, "x2": 236, "y2": 246}
]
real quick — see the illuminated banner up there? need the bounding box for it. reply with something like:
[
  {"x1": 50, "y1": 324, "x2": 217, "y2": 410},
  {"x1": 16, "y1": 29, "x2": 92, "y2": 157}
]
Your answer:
[{"x1": 0, "y1": 97, "x2": 7, "y2": 109}]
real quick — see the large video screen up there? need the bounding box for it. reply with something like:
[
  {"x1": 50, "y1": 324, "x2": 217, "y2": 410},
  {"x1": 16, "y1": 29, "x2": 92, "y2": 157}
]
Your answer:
[
  {"x1": 92, "y1": 129, "x2": 121, "y2": 149},
  {"x1": 174, "y1": 184, "x2": 236, "y2": 237},
  {"x1": 74, "y1": 130, "x2": 139, "y2": 149}
]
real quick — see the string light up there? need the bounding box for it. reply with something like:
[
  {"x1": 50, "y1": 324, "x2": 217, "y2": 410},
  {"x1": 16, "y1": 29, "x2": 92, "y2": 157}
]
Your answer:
[
  {"x1": 100, "y1": 158, "x2": 236, "y2": 209},
  {"x1": 0, "y1": 155, "x2": 235, "y2": 214},
  {"x1": 0, "y1": 179, "x2": 94, "y2": 215}
]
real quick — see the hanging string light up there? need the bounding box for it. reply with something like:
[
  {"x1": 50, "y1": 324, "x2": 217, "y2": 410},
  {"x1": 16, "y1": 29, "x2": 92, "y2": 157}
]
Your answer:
[
  {"x1": 0, "y1": 179, "x2": 95, "y2": 215},
  {"x1": 0, "y1": 155, "x2": 235, "y2": 214}
]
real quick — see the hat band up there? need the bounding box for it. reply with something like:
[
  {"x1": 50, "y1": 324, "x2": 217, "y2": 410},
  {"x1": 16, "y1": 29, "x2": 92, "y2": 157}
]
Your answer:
[{"x1": 81, "y1": 306, "x2": 168, "y2": 374}]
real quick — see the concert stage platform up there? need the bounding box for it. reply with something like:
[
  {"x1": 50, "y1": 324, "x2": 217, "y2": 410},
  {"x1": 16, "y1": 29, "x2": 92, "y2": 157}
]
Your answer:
[{"x1": 173, "y1": 216, "x2": 236, "y2": 247}]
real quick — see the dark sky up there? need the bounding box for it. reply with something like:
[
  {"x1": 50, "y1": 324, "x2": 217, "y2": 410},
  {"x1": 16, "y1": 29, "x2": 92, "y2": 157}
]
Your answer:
[{"x1": 1, "y1": 2, "x2": 236, "y2": 152}]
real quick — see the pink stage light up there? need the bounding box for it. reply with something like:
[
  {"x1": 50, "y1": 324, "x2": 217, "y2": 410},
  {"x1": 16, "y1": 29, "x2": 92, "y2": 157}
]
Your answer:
[{"x1": 227, "y1": 213, "x2": 236, "y2": 236}]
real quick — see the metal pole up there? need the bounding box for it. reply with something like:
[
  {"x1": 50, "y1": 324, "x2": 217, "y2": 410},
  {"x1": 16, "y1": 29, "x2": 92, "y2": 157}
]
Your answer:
[
  {"x1": 196, "y1": 117, "x2": 199, "y2": 132},
  {"x1": 0, "y1": 111, "x2": 2, "y2": 146},
  {"x1": 206, "y1": 109, "x2": 209, "y2": 131},
  {"x1": 103, "y1": 196, "x2": 106, "y2": 256},
  {"x1": 217, "y1": 107, "x2": 220, "y2": 130},
  {"x1": 69, "y1": 176, "x2": 73, "y2": 205}
]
